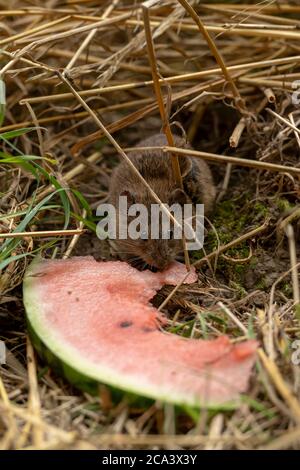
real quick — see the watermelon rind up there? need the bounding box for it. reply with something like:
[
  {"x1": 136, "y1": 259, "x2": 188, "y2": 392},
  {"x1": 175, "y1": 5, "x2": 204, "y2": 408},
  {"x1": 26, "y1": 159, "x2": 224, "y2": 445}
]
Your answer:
[{"x1": 23, "y1": 257, "x2": 241, "y2": 409}]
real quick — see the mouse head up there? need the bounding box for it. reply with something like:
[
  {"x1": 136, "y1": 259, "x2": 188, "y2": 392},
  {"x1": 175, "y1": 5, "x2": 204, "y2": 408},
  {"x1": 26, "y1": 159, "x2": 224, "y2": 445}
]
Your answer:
[{"x1": 112, "y1": 187, "x2": 189, "y2": 271}]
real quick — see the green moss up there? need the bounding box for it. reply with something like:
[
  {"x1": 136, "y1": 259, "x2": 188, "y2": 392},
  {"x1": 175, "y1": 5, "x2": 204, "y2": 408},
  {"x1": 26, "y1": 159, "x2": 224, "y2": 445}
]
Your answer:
[
  {"x1": 205, "y1": 196, "x2": 268, "y2": 255},
  {"x1": 253, "y1": 202, "x2": 269, "y2": 218},
  {"x1": 229, "y1": 281, "x2": 247, "y2": 299},
  {"x1": 281, "y1": 281, "x2": 293, "y2": 298},
  {"x1": 225, "y1": 262, "x2": 248, "y2": 288},
  {"x1": 193, "y1": 195, "x2": 270, "y2": 287},
  {"x1": 250, "y1": 256, "x2": 258, "y2": 268},
  {"x1": 255, "y1": 278, "x2": 267, "y2": 290}
]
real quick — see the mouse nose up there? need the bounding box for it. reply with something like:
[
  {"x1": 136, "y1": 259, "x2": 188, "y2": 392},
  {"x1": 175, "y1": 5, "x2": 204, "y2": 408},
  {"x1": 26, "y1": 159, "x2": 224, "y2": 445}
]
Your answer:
[{"x1": 148, "y1": 243, "x2": 173, "y2": 271}]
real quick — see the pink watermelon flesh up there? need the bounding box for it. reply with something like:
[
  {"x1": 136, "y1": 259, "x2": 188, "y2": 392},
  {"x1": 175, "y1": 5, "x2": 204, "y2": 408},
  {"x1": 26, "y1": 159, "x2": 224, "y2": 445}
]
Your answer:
[{"x1": 24, "y1": 256, "x2": 257, "y2": 406}]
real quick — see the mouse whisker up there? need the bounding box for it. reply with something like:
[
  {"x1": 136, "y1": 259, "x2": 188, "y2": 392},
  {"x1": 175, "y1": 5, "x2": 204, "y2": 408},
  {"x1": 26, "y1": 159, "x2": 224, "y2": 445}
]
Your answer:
[{"x1": 113, "y1": 251, "x2": 139, "y2": 256}]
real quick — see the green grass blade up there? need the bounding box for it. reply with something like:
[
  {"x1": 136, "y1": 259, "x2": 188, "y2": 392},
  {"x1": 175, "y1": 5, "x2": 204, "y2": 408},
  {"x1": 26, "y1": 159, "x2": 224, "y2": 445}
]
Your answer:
[
  {"x1": 0, "y1": 127, "x2": 40, "y2": 140},
  {"x1": 0, "y1": 79, "x2": 5, "y2": 126},
  {"x1": 0, "y1": 188, "x2": 69, "y2": 261},
  {"x1": 0, "y1": 240, "x2": 57, "y2": 271},
  {"x1": 0, "y1": 205, "x2": 60, "y2": 222},
  {"x1": 71, "y1": 189, "x2": 92, "y2": 218}
]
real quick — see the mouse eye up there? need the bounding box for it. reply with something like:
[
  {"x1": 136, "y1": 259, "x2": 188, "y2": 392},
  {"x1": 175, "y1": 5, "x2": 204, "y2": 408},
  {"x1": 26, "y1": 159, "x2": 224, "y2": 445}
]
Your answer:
[{"x1": 140, "y1": 230, "x2": 148, "y2": 240}]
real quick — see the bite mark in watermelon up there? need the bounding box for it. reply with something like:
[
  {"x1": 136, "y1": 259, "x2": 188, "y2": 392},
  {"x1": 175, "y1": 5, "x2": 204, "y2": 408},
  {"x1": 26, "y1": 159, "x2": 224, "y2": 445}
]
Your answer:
[{"x1": 23, "y1": 256, "x2": 257, "y2": 407}]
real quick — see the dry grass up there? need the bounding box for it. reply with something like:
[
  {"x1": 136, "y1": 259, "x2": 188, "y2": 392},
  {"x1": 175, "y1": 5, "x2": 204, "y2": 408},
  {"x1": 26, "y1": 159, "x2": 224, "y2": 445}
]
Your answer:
[{"x1": 1, "y1": 0, "x2": 300, "y2": 450}]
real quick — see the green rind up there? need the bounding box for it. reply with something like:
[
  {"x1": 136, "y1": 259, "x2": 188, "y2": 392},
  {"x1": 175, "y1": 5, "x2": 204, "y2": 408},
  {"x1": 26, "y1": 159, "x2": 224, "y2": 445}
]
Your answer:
[
  {"x1": 26, "y1": 318, "x2": 99, "y2": 395},
  {"x1": 23, "y1": 257, "x2": 239, "y2": 410},
  {"x1": 23, "y1": 258, "x2": 152, "y2": 405},
  {"x1": 27, "y1": 317, "x2": 154, "y2": 407}
]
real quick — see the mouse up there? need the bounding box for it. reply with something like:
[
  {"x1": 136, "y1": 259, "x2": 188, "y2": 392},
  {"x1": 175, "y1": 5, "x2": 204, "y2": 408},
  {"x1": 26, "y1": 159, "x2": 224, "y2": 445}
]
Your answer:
[{"x1": 108, "y1": 133, "x2": 216, "y2": 271}]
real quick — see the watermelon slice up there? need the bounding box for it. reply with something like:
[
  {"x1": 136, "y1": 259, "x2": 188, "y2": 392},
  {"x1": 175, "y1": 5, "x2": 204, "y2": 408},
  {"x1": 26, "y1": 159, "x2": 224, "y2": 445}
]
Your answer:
[{"x1": 23, "y1": 256, "x2": 257, "y2": 407}]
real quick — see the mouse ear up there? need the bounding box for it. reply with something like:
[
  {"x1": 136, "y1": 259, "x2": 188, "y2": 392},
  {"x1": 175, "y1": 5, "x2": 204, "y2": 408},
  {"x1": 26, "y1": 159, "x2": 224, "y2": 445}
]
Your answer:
[
  {"x1": 168, "y1": 188, "x2": 188, "y2": 207},
  {"x1": 120, "y1": 190, "x2": 135, "y2": 205},
  {"x1": 179, "y1": 156, "x2": 192, "y2": 178}
]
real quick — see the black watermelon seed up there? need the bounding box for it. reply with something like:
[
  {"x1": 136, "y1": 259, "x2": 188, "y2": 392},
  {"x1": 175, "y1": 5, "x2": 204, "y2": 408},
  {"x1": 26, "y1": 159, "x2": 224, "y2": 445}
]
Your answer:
[{"x1": 120, "y1": 321, "x2": 133, "y2": 328}]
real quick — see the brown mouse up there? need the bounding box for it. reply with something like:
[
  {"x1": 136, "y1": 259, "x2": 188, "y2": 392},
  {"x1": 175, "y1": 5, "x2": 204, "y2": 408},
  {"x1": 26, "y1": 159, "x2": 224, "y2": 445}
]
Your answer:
[{"x1": 108, "y1": 133, "x2": 216, "y2": 271}]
